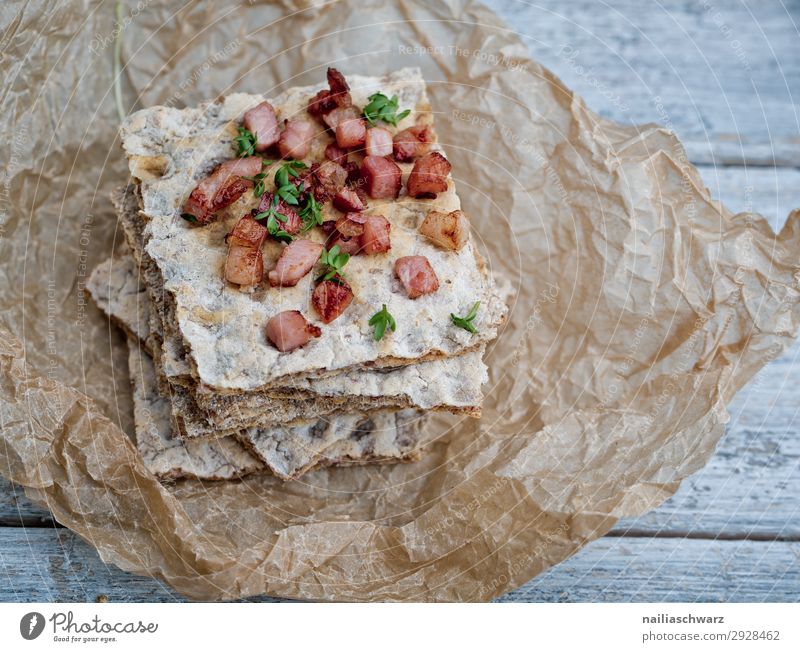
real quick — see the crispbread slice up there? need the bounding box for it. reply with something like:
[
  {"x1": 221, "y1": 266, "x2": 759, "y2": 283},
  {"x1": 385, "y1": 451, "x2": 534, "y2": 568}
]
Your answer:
[
  {"x1": 120, "y1": 68, "x2": 507, "y2": 393},
  {"x1": 126, "y1": 340, "x2": 427, "y2": 481}
]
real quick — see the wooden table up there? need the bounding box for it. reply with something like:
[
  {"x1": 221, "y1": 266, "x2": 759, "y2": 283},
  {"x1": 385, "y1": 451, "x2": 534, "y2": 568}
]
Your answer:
[{"x1": 1, "y1": 0, "x2": 798, "y2": 602}]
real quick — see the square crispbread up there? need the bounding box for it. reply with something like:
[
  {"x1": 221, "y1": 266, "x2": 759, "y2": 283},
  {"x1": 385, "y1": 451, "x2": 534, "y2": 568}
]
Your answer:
[
  {"x1": 91, "y1": 246, "x2": 487, "y2": 440},
  {"x1": 111, "y1": 186, "x2": 492, "y2": 439},
  {"x1": 120, "y1": 68, "x2": 507, "y2": 393}
]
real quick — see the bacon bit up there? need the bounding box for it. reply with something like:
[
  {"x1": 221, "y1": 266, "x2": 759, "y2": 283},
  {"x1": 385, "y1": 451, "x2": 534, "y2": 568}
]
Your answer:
[
  {"x1": 320, "y1": 219, "x2": 338, "y2": 235},
  {"x1": 325, "y1": 143, "x2": 349, "y2": 165},
  {"x1": 278, "y1": 119, "x2": 315, "y2": 159},
  {"x1": 335, "y1": 213, "x2": 367, "y2": 238},
  {"x1": 329, "y1": 233, "x2": 362, "y2": 255},
  {"x1": 267, "y1": 238, "x2": 324, "y2": 287},
  {"x1": 311, "y1": 160, "x2": 347, "y2": 202},
  {"x1": 243, "y1": 101, "x2": 280, "y2": 151},
  {"x1": 323, "y1": 106, "x2": 360, "y2": 132},
  {"x1": 327, "y1": 67, "x2": 352, "y2": 108},
  {"x1": 312, "y1": 276, "x2": 354, "y2": 323},
  {"x1": 360, "y1": 156, "x2": 402, "y2": 199},
  {"x1": 183, "y1": 157, "x2": 263, "y2": 223},
  {"x1": 332, "y1": 186, "x2": 366, "y2": 212},
  {"x1": 365, "y1": 127, "x2": 393, "y2": 157},
  {"x1": 225, "y1": 245, "x2": 263, "y2": 286},
  {"x1": 406, "y1": 152, "x2": 451, "y2": 198},
  {"x1": 335, "y1": 114, "x2": 367, "y2": 149},
  {"x1": 344, "y1": 161, "x2": 363, "y2": 186},
  {"x1": 393, "y1": 125, "x2": 435, "y2": 162},
  {"x1": 361, "y1": 215, "x2": 392, "y2": 255},
  {"x1": 418, "y1": 209, "x2": 470, "y2": 251},
  {"x1": 265, "y1": 310, "x2": 321, "y2": 352},
  {"x1": 394, "y1": 255, "x2": 439, "y2": 299},
  {"x1": 256, "y1": 193, "x2": 302, "y2": 236},
  {"x1": 227, "y1": 215, "x2": 268, "y2": 248},
  {"x1": 308, "y1": 89, "x2": 337, "y2": 117}
]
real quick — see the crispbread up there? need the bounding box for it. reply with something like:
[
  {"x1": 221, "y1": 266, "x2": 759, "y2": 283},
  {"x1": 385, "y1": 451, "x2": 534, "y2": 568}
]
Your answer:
[
  {"x1": 120, "y1": 69, "x2": 507, "y2": 393},
  {"x1": 127, "y1": 340, "x2": 427, "y2": 481}
]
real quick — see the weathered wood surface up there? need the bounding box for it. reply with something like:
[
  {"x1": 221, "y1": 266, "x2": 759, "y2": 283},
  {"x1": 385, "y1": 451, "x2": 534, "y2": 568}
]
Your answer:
[
  {"x1": 1, "y1": 0, "x2": 798, "y2": 602},
  {"x1": 494, "y1": 0, "x2": 800, "y2": 166},
  {"x1": 1, "y1": 527, "x2": 797, "y2": 602}
]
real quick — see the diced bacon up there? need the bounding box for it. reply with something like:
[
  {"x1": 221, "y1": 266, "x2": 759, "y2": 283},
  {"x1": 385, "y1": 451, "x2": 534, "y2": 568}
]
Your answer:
[
  {"x1": 326, "y1": 67, "x2": 352, "y2": 108},
  {"x1": 267, "y1": 239, "x2": 324, "y2": 287},
  {"x1": 308, "y1": 90, "x2": 336, "y2": 117},
  {"x1": 311, "y1": 160, "x2": 347, "y2": 202},
  {"x1": 329, "y1": 233, "x2": 362, "y2": 255},
  {"x1": 278, "y1": 119, "x2": 315, "y2": 159},
  {"x1": 335, "y1": 213, "x2": 367, "y2": 238},
  {"x1": 312, "y1": 277, "x2": 354, "y2": 323},
  {"x1": 265, "y1": 310, "x2": 321, "y2": 352},
  {"x1": 365, "y1": 127, "x2": 393, "y2": 157},
  {"x1": 182, "y1": 157, "x2": 263, "y2": 223},
  {"x1": 332, "y1": 186, "x2": 366, "y2": 212},
  {"x1": 320, "y1": 219, "x2": 338, "y2": 236},
  {"x1": 406, "y1": 152, "x2": 451, "y2": 198},
  {"x1": 361, "y1": 215, "x2": 391, "y2": 255},
  {"x1": 225, "y1": 245, "x2": 263, "y2": 286},
  {"x1": 256, "y1": 193, "x2": 302, "y2": 236},
  {"x1": 243, "y1": 101, "x2": 280, "y2": 151},
  {"x1": 418, "y1": 209, "x2": 470, "y2": 251},
  {"x1": 394, "y1": 256, "x2": 439, "y2": 299},
  {"x1": 335, "y1": 115, "x2": 367, "y2": 149},
  {"x1": 361, "y1": 156, "x2": 402, "y2": 199},
  {"x1": 323, "y1": 106, "x2": 361, "y2": 132},
  {"x1": 393, "y1": 125, "x2": 435, "y2": 162},
  {"x1": 344, "y1": 161, "x2": 363, "y2": 187},
  {"x1": 325, "y1": 143, "x2": 349, "y2": 165},
  {"x1": 227, "y1": 215, "x2": 268, "y2": 248}
]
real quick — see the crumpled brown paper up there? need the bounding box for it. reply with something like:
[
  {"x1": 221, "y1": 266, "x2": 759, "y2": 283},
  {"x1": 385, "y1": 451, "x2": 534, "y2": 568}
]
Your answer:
[{"x1": 1, "y1": 0, "x2": 799, "y2": 602}]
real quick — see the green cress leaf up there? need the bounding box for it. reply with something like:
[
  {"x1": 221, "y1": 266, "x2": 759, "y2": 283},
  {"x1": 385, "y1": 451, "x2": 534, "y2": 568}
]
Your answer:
[
  {"x1": 234, "y1": 126, "x2": 257, "y2": 157},
  {"x1": 450, "y1": 301, "x2": 481, "y2": 334},
  {"x1": 368, "y1": 304, "x2": 396, "y2": 341},
  {"x1": 363, "y1": 92, "x2": 411, "y2": 127}
]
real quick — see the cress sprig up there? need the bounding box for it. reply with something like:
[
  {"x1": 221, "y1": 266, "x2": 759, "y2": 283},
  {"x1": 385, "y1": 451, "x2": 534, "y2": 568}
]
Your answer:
[
  {"x1": 362, "y1": 92, "x2": 410, "y2": 127},
  {"x1": 317, "y1": 245, "x2": 350, "y2": 282},
  {"x1": 368, "y1": 304, "x2": 396, "y2": 341},
  {"x1": 450, "y1": 301, "x2": 480, "y2": 334},
  {"x1": 299, "y1": 192, "x2": 323, "y2": 232},
  {"x1": 234, "y1": 126, "x2": 258, "y2": 158}
]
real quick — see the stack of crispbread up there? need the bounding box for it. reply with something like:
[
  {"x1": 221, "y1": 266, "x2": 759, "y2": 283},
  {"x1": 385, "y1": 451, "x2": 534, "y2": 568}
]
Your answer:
[{"x1": 88, "y1": 69, "x2": 507, "y2": 482}]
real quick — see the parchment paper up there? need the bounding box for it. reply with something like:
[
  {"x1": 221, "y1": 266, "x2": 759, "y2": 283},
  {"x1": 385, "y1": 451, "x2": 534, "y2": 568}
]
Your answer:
[{"x1": 1, "y1": 0, "x2": 799, "y2": 601}]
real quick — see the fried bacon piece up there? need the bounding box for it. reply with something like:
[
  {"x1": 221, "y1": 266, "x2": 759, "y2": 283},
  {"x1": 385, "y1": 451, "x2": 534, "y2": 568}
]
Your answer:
[
  {"x1": 311, "y1": 160, "x2": 347, "y2": 202},
  {"x1": 226, "y1": 215, "x2": 268, "y2": 248},
  {"x1": 308, "y1": 67, "x2": 352, "y2": 118},
  {"x1": 225, "y1": 245, "x2": 264, "y2": 286},
  {"x1": 332, "y1": 186, "x2": 366, "y2": 212},
  {"x1": 329, "y1": 233, "x2": 362, "y2": 255},
  {"x1": 406, "y1": 152, "x2": 451, "y2": 198},
  {"x1": 394, "y1": 255, "x2": 439, "y2": 299},
  {"x1": 183, "y1": 157, "x2": 263, "y2": 224},
  {"x1": 322, "y1": 106, "x2": 360, "y2": 132},
  {"x1": 312, "y1": 276, "x2": 354, "y2": 323},
  {"x1": 243, "y1": 101, "x2": 280, "y2": 151},
  {"x1": 267, "y1": 238, "x2": 324, "y2": 287},
  {"x1": 360, "y1": 156, "x2": 402, "y2": 199},
  {"x1": 278, "y1": 119, "x2": 315, "y2": 159},
  {"x1": 361, "y1": 215, "x2": 391, "y2": 255},
  {"x1": 393, "y1": 125, "x2": 435, "y2": 162},
  {"x1": 265, "y1": 310, "x2": 321, "y2": 352},
  {"x1": 325, "y1": 143, "x2": 349, "y2": 165},
  {"x1": 335, "y1": 213, "x2": 367, "y2": 237},
  {"x1": 365, "y1": 127, "x2": 393, "y2": 157},
  {"x1": 335, "y1": 113, "x2": 367, "y2": 149},
  {"x1": 418, "y1": 209, "x2": 470, "y2": 251},
  {"x1": 256, "y1": 193, "x2": 302, "y2": 236}
]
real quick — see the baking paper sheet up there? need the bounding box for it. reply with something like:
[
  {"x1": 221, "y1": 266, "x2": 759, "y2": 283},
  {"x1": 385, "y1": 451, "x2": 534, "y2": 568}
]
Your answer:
[{"x1": 1, "y1": 0, "x2": 798, "y2": 601}]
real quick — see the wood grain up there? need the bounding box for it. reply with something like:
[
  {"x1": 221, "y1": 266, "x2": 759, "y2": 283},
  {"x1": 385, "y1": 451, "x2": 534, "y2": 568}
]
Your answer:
[
  {"x1": 1, "y1": 527, "x2": 797, "y2": 602},
  {"x1": 493, "y1": 0, "x2": 800, "y2": 166}
]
